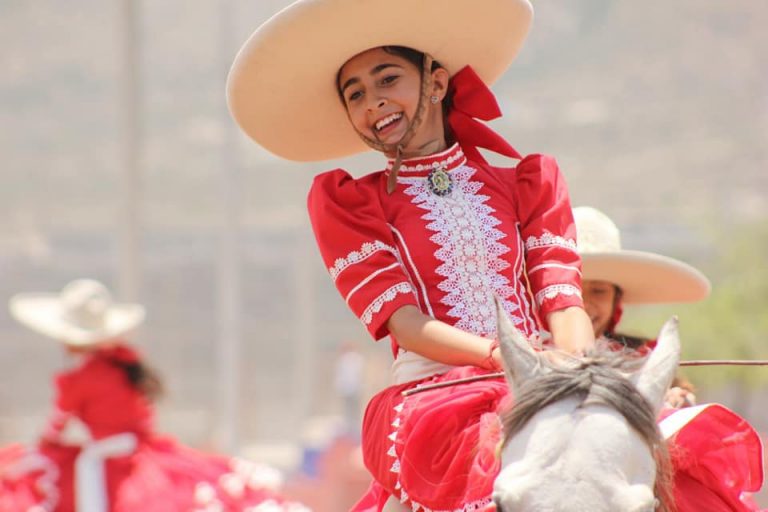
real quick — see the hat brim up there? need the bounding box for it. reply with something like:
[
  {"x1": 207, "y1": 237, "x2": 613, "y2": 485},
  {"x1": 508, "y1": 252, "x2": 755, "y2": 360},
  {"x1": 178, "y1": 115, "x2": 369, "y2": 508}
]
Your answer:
[
  {"x1": 582, "y1": 250, "x2": 711, "y2": 304},
  {"x1": 227, "y1": 0, "x2": 533, "y2": 161},
  {"x1": 9, "y1": 294, "x2": 146, "y2": 347}
]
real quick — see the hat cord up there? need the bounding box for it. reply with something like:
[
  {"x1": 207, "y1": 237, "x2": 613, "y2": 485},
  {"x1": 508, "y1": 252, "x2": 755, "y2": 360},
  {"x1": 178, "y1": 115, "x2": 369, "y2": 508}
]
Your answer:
[{"x1": 351, "y1": 54, "x2": 435, "y2": 194}]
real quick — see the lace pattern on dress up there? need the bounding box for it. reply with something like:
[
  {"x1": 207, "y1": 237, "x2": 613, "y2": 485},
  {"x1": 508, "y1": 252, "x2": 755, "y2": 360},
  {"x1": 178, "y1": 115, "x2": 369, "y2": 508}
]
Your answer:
[
  {"x1": 535, "y1": 284, "x2": 582, "y2": 307},
  {"x1": 524, "y1": 230, "x2": 578, "y2": 252},
  {"x1": 400, "y1": 164, "x2": 523, "y2": 336},
  {"x1": 386, "y1": 145, "x2": 467, "y2": 173},
  {"x1": 361, "y1": 282, "x2": 415, "y2": 325},
  {"x1": 328, "y1": 240, "x2": 399, "y2": 282}
]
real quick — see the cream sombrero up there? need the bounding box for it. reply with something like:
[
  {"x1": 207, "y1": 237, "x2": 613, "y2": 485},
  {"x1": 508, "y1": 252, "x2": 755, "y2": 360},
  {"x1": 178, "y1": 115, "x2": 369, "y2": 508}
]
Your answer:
[
  {"x1": 227, "y1": 0, "x2": 533, "y2": 161},
  {"x1": 574, "y1": 207, "x2": 711, "y2": 304},
  {"x1": 9, "y1": 279, "x2": 146, "y2": 347}
]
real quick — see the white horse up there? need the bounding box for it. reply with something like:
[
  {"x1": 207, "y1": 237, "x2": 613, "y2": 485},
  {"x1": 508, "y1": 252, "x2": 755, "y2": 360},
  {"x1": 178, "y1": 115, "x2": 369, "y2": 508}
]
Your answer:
[{"x1": 493, "y1": 308, "x2": 680, "y2": 512}]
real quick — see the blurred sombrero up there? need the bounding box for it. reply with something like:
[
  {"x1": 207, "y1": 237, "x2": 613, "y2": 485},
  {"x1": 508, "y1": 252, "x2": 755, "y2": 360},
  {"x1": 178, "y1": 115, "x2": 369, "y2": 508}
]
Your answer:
[
  {"x1": 574, "y1": 207, "x2": 711, "y2": 304},
  {"x1": 9, "y1": 279, "x2": 145, "y2": 347},
  {"x1": 226, "y1": 0, "x2": 533, "y2": 161}
]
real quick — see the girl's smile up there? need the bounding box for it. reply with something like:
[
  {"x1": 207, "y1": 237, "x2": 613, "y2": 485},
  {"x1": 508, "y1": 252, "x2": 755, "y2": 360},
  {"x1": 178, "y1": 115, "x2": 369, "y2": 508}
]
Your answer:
[
  {"x1": 582, "y1": 279, "x2": 619, "y2": 336},
  {"x1": 374, "y1": 111, "x2": 404, "y2": 136}
]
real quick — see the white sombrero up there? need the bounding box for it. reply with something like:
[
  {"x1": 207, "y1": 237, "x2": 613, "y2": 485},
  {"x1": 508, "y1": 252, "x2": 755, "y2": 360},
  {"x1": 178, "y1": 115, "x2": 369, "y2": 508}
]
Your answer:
[
  {"x1": 574, "y1": 207, "x2": 711, "y2": 304},
  {"x1": 9, "y1": 279, "x2": 146, "y2": 347},
  {"x1": 227, "y1": 0, "x2": 533, "y2": 162}
]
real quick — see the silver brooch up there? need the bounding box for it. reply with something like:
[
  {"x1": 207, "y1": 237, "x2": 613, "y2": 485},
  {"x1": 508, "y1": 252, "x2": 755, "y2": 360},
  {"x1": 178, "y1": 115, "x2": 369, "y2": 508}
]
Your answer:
[{"x1": 427, "y1": 166, "x2": 453, "y2": 197}]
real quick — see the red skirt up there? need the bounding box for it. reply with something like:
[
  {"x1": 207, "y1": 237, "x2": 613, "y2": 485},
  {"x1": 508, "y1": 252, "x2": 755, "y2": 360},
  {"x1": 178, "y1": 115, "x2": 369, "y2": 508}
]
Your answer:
[
  {"x1": 353, "y1": 366, "x2": 764, "y2": 512},
  {"x1": 0, "y1": 435, "x2": 309, "y2": 512},
  {"x1": 358, "y1": 366, "x2": 508, "y2": 511}
]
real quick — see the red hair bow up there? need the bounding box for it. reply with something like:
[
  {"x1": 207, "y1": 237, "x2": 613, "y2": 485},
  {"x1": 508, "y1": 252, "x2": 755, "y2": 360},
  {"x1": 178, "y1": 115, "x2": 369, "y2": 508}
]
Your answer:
[
  {"x1": 448, "y1": 66, "x2": 521, "y2": 165},
  {"x1": 100, "y1": 344, "x2": 141, "y2": 364}
]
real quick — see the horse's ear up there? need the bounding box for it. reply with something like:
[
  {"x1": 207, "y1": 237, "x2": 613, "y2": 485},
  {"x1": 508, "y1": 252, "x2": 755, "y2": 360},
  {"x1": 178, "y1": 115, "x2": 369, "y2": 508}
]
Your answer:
[
  {"x1": 496, "y1": 297, "x2": 539, "y2": 388},
  {"x1": 633, "y1": 317, "x2": 681, "y2": 414}
]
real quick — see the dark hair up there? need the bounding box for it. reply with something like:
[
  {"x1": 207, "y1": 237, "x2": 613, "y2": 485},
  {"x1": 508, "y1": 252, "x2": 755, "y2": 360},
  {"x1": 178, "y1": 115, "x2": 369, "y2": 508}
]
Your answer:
[
  {"x1": 603, "y1": 285, "x2": 648, "y2": 349},
  {"x1": 112, "y1": 360, "x2": 164, "y2": 401},
  {"x1": 336, "y1": 46, "x2": 455, "y2": 141},
  {"x1": 336, "y1": 46, "x2": 443, "y2": 92},
  {"x1": 381, "y1": 46, "x2": 443, "y2": 73},
  {"x1": 605, "y1": 331, "x2": 649, "y2": 350}
]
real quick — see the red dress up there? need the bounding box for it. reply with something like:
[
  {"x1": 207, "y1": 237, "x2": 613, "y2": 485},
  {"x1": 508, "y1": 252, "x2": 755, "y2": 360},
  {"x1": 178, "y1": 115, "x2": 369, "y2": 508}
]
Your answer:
[
  {"x1": 308, "y1": 142, "x2": 583, "y2": 511},
  {"x1": 0, "y1": 345, "x2": 310, "y2": 512}
]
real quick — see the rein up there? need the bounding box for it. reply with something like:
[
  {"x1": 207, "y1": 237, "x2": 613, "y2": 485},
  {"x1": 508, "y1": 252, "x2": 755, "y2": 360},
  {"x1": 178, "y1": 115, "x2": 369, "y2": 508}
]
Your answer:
[{"x1": 401, "y1": 360, "x2": 768, "y2": 397}]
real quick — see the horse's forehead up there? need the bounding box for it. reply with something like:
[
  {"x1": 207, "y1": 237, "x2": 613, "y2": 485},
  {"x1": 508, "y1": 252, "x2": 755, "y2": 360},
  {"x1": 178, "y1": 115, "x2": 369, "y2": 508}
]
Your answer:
[
  {"x1": 497, "y1": 414, "x2": 656, "y2": 511},
  {"x1": 504, "y1": 402, "x2": 639, "y2": 449},
  {"x1": 500, "y1": 404, "x2": 656, "y2": 484}
]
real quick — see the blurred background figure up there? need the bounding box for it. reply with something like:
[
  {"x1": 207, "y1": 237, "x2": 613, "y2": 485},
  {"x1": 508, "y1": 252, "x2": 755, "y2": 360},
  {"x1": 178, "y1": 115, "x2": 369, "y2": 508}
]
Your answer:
[
  {"x1": 574, "y1": 205, "x2": 708, "y2": 408},
  {"x1": 334, "y1": 341, "x2": 364, "y2": 438},
  {"x1": 0, "y1": 279, "x2": 310, "y2": 512},
  {"x1": 574, "y1": 207, "x2": 764, "y2": 511}
]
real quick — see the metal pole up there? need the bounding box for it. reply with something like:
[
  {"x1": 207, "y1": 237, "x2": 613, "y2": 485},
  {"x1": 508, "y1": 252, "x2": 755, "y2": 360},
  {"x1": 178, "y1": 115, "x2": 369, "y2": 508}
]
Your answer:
[
  {"x1": 117, "y1": 0, "x2": 142, "y2": 302},
  {"x1": 215, "y1": 0, "x2": 242, "y2": 454},
  {"x1": 293, "y1": 227, "x2": 316, "y2": 439}
]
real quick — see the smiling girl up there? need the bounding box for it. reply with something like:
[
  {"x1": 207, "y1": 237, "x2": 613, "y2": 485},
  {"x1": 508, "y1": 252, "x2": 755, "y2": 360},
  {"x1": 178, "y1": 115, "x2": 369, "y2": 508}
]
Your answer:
[{"x1": 228, "y1": 1, "x2": 594, "y2": 510}]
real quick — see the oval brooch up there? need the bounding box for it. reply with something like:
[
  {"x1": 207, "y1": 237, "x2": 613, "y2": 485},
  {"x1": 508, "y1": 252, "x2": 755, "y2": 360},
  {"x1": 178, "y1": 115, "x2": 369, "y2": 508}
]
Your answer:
[{"x1": 427, "y1": 166, "x2": 453, "y2": 197}]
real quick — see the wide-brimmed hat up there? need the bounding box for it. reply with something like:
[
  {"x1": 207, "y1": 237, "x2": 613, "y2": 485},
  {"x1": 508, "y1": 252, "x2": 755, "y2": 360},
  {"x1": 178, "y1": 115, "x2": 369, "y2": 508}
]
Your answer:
[
  {"x1": 227, "y1": 0, "x2": 533, "y2": 162},
  {"x1": 9, "y1": 279, "x2": 146, "y2": 347},
  {"x1": 574, "y1": 207, "x2": 711, "y2": 304}
]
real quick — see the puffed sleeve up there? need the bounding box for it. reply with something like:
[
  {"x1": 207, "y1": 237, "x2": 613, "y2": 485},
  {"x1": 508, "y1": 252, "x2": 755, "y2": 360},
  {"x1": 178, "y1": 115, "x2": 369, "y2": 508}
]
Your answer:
[
  {"x1": 40, "y1": 370, "x2": 83, "y2": 442},
  {"x1": 308, "y1": 169, "x2": 419, "y2": 340},
  {"x1": 514, "y1": 154, "x2": 584, "y2": 326}
]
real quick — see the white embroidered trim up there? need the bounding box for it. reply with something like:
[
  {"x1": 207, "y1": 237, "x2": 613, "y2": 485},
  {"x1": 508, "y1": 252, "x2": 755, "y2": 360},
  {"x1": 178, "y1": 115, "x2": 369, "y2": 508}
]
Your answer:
[
  {"x1": 4, "y1": 450, "x2": 60, "y2": 511},
  {"x1": 328, "y1": 240, "x2": 399, "y2": 282},
  {"x1": 345, "y1": 262, "x2": 402, "y2": 305},
  {"x1": 527, "y1": 262, "x2": 581, "y2": 276},
  {"x1": 525, "y1": 230, "x2": 578, "y2": 252},
  {"x1": 387, "y1": 144, "x2": 466, "y2": 173},
  {"x1": 386, "y1": 391, "x2": 493, "y2": 512},
  {"x1": 535, "y1": 284, "x2": 582, "y2": 307},
  {"x1": 513, "y1": 224, "x2": 539, "y2": 337},
  {"x1": 401, "y1": 163, "x2": 523, "y2": 336},
  {"x1": 361, "y1": 282, "x2": 414, "y2": 325}
]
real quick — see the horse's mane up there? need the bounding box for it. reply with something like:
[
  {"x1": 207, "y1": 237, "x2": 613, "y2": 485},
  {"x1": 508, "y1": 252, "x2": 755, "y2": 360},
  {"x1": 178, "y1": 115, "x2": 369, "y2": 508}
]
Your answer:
[{"x1": 499, "y1": 347, "x2": 676, "y2": 512}]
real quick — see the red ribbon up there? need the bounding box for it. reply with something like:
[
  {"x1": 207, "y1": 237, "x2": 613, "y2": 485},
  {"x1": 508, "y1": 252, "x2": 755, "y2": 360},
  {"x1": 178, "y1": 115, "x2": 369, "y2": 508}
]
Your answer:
[
  {"x1": 448, "y1": 66, "x2": 521, "y2": 164},
  {"x1": 607, "y1": 300, "x2": 624, "y2": 334}
]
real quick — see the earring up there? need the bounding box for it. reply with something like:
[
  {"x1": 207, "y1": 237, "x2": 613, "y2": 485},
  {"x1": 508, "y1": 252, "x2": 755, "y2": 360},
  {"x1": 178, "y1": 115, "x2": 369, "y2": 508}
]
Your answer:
[{"x1": 430, "y1": 95, "x2": 440, "y2": 104}]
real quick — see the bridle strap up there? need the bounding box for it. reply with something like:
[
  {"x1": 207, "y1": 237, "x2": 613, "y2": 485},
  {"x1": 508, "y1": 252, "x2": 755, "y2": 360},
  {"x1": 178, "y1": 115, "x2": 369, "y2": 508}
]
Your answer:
[{"x1": 350, "y1": 54, "x2": 435, "y2": 194}]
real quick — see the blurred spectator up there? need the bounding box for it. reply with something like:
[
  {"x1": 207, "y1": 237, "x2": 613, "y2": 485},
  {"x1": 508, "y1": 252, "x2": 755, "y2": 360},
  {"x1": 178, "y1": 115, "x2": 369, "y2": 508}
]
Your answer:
[
  {"x1": 0, "y1": 279, "x2": 310, "y2": 512},
  {"x1": 334, "y1": 341, "x2": 364, "y2": 437}
]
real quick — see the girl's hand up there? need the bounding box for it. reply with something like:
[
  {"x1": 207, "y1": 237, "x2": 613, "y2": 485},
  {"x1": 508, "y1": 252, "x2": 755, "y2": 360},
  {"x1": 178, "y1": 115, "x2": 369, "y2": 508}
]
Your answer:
[
  {"x1": 546, "y1": 306, "x2": 595, "y2": 355},
  {"x1": 664, "y1": 386, "x2": 697, "y2": 409},
  {"x1": 489, "y1": 346, "x2": 503, "y2": 372}
]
